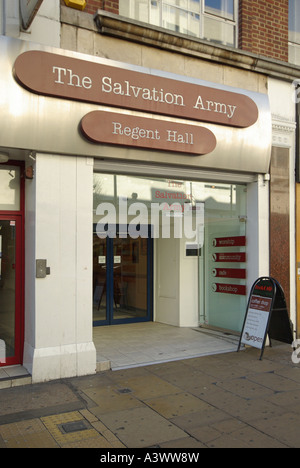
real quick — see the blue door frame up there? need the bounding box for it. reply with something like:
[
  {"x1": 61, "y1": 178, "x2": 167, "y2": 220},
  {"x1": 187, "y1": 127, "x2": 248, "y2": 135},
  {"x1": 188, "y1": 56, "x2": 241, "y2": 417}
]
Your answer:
[{"x1": 93, "y1": 225, "x2": 153, "y2": 326}]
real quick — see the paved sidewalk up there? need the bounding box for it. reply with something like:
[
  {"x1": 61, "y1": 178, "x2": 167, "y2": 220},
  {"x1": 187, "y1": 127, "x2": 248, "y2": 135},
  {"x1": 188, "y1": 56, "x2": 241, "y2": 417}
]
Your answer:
[{"x1": 0, "y1": 344, "x2": 299, "y2": 448}]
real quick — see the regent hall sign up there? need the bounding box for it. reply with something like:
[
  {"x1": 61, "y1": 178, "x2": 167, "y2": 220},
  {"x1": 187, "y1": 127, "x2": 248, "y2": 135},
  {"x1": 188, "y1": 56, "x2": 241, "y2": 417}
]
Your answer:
[
  {"x1": 14, "y1": 51, "x2": 258, "y2": 130},
  {"x1": 81, "y1": 111, "x2": 217, "y2": 155}
]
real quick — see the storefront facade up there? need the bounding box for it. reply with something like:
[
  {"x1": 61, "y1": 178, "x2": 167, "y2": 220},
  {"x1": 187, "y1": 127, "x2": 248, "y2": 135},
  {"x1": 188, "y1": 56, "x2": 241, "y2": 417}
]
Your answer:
[{"x1": 0, "y1": 8, "x2": 296, "y2": 381}]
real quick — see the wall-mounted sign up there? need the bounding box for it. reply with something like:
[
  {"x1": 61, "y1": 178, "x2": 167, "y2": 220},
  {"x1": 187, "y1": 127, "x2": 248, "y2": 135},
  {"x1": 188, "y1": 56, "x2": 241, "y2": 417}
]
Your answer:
[
  {"x1": 212, "y1": 236, "x2": 246, "y2": 247},
  {"x1": 238, "y1": 277, "x2": 294, "y2": 360},
  {"x1": 212, "y1": 253, "x2": 246, "y2": 263},
  {"x1": 81, "y1": 111, "x2": 217, "y2": 155},
  {"x1": 20, "y1": 0, "x2": 44, "y2": 30},
  {"x1": 212, "y1": 283, "x2": 246, "y2": 296},
  {"x1": 14, "y1": 51, "x2": 259, "y2": 128},
  {"x1": 212, "y1": 268, "x2": 246, "y2": 279}
]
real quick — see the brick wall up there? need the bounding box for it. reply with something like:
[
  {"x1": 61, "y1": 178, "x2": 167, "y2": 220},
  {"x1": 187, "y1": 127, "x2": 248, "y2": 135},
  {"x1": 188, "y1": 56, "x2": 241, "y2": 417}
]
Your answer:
[
  {"x1": 62, "y1": 0, "x2": 289, "y2": 63},
  {"x1": 239, "y1": 0, "x2": 289, "y2": 62},
  {"x1": 61, "y1": 0, "x2": 119, "y2": 15},
  {"x1": 84, "y1": 0, "x2": 119, "y2": 15}
]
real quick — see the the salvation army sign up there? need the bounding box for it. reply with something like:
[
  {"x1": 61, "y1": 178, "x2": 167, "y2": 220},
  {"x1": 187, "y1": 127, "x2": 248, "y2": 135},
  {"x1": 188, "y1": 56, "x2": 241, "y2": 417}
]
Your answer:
[
  {"x1": 238, "y1": 277, "x2": 294, "y2": 360},
  {"x1": 13, "y1": 50, "x2": 259, "y2": 128}
]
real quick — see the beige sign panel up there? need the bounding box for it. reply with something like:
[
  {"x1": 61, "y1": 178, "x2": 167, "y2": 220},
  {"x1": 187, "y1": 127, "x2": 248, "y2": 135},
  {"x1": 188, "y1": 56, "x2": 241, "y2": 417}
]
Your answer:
[
  {"x1": 14, "y1": 50, "x2": 259, "y2": 129},
  {"x1": 81, "y1": 111, "x2": 217, "y2": 155}
]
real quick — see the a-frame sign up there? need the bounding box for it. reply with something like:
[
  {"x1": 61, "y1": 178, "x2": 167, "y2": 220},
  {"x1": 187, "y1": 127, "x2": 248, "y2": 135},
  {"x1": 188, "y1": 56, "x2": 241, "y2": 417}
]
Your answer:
[{"x1": 237, "y1": 277, "x2": 294, "y2": 360}]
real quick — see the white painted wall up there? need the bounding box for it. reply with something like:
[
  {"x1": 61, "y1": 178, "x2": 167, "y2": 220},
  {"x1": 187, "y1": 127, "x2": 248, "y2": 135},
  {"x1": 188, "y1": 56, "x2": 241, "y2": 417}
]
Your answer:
[
  {"x1": 23, "y1": 153, "x2": 96, "y2": 383},
  {"x1": 20, "y1": 0, "x2": 61, "y2": 47},
  {"x1": 0, "y1": 0, "x2": 60, "y2": 47},
  {"x1": 246, "y1": 175, "x2": 270, "y2": 293},
  {"x1": 179, "y1": 238, "x2": 198, "y2": 327},
  {"x1": 155, "y1": 236, "x2": 180, "y2": 326}
]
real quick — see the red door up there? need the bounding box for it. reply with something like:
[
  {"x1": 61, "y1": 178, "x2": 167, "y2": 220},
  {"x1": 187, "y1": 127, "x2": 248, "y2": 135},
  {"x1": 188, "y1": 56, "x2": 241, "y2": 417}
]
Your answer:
[{"x1": 0, "y1": 216, "x2": 23, "y2": 366}]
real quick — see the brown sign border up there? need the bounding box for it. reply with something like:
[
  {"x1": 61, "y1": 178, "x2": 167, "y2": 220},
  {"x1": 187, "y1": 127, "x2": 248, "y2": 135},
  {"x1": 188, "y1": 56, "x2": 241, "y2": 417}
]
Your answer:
[
  {"x1": 80, "y1": 111, "x2": 217, "y2": 155},
  {"x1": 14, "y1": 50, "x2": 259, "y2": 128}
]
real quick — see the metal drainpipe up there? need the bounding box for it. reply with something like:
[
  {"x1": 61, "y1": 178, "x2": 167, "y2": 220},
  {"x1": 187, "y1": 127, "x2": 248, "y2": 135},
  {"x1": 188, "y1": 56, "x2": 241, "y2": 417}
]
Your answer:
[{"x1": 0, "y1": 0, "x2": 6, "y2": 35}]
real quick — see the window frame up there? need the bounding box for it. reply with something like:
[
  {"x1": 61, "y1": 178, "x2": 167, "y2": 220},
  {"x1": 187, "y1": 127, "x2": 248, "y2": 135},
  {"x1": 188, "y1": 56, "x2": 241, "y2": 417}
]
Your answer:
[
  {"x1": 122, "y1": 0, "x2": 239, "y2": 47},
  {"x1": 288, "y1": 0, "x2": 300, "y2": 64}
]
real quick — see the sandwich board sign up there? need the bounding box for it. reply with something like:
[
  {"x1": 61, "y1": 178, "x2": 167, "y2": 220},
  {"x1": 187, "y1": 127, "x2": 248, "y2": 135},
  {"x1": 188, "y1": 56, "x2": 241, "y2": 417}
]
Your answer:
[{"x1": 237, "y1": 277, "x2": 294, "y2": 360}]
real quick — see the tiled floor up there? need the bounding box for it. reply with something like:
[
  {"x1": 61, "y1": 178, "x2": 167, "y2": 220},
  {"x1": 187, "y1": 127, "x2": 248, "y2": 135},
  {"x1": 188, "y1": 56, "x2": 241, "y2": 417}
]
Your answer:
[
  {"x1": 0, "y1": 365, "x2": 31, "y2": 388},
  {"x1": 94, "y1": 322, "x2": 240, "y2": 370},
  {"x1": 0, "y1": 323, "x2": 240, "y2": 384}
]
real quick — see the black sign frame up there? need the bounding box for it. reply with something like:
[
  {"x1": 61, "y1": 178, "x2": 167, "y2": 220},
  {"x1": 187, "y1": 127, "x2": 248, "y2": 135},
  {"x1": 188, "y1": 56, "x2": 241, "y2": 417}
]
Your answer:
[{"x1": 237, "y1": 277, "x2": 294, "y2": 360}]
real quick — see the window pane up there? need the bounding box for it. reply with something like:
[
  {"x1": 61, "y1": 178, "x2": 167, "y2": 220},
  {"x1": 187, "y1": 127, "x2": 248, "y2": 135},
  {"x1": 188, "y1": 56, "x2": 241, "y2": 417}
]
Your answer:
[
  {"x1": 119, "y1": 0, "x2": 150, "y2": 22},
  {"x1": 150, "y1": 0, "x2": 160, "y2": 26},
  {"x1": 0, "y1": 167, "x2": 20, "y2": 211},
  {"x1": 119, "y1": 0, "x2": 237, "y2": 45},
  {"x1": 163, "y1": 4, "x2": 200, "y2": 37},
  {"x1": 164, "y1": 0, "x2": 200, "y2": 12},
  {"x1": 205, "y1": 0, "x2": 234, "y2": 20},
  {"x1": 204, "y1": 15, "x2": 235, "y2": 46},
  {"x1": 289, "y1": 0, "x2": 300, "y2": 44},
  {"x1": 166, "y1": 0, "x2": 189, "y2": 9},
  {"x1": 289, "y1": 43, "x2": 300, "y2": 65}
]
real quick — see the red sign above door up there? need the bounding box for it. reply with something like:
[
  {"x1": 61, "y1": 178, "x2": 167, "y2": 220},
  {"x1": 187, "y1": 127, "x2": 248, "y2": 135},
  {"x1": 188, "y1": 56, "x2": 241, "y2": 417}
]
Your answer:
[
  {"x1": 212, "y1": 236, "x2": 246, "y2": 247},
  {"x1": 212, "y1": 268, "x2": 246, "y2": 279},
  {"x1": 212, "y1": 253, "x2": 246, "y2": 263},
  {"x1": 212, "y1": 283, "x2": 247, "y2": 296}
]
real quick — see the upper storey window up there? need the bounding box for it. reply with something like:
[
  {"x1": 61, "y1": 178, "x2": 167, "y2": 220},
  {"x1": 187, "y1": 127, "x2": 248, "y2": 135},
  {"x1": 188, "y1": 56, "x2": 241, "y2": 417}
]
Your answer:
[
  {"x1": 289, "y1": 0, "x2": 300, "y2": 64},
  {"x1": 119, "y1": 0, "x2": 238, "y2": 47}
]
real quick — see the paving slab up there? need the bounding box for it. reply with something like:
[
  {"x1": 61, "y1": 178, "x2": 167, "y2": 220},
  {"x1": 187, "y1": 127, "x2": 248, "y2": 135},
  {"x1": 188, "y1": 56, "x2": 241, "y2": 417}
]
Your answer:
[
  {"x1": 0, "y1": 345, "x2": 299, "y2": 448},
  {"x1": 99, "y1": 406, "x2": 187, "y2": 448},
  {"x1": 0, "y1": 381, "x2": 84, "y2": 425}
]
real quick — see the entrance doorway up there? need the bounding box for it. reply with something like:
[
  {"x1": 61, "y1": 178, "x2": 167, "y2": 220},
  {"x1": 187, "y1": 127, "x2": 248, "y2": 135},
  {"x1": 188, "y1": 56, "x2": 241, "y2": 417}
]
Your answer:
[
  {"x1": 93, "y1": 172, "x2": 248, "y2": 332},
  {"x1": 0, "y1": 216, "x2": 23, "y2": 366},
  {"x1": 93, "y1": 226, "x2": 153, "y2": 325},
  {"x1": 0, "y1": 162, "x2": 24, "y2": 367}
]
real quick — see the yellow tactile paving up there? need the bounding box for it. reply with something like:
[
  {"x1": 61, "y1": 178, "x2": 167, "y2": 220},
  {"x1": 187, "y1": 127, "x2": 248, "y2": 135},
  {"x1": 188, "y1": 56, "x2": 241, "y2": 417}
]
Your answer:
[
  {"x1": 0, "y1": 418, "x2": 58, "y2": 448},
  {"x1": 0, "y1": 410, "x2": 124, "y2": 448},
  {"x1": 40, "y1": 411, "x2": 101, "y2": 446}
]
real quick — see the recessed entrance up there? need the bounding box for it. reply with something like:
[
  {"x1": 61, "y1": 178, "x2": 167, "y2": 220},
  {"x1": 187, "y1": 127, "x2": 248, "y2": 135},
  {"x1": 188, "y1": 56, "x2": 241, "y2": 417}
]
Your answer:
[
  {"x1": 93, "y1": 172, "x2": 248, "y2": 333},
  {"x1": 93, "y1": 225, "x2": 153, "y2": 325}
]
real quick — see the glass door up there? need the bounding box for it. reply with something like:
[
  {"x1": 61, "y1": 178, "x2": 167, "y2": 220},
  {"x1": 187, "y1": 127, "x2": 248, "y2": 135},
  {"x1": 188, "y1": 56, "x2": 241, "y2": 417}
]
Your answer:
[
  {"x1": 200, "y1": 183, "x2": 248, "y2": 333},
  {"x1": 93, "y1": 235, "x2": 108, "y2": 323},
  {"x1": 93, "y1": 226, "x2": 153, "y2": 326},
  {"x1": 0, "y1": 216, "x2": 23, "y2": 366}
]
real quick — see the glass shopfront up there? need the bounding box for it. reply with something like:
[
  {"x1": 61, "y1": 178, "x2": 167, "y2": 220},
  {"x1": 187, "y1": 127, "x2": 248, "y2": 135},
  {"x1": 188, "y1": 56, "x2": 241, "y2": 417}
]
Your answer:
[{"x1": 93, "y1": 173, "x2": 247, "y2": 333}]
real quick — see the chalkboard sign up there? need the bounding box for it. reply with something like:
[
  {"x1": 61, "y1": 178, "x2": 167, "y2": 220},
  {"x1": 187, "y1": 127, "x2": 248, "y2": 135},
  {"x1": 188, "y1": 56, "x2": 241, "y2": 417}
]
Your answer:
[{"x1": 237, "y1": 277, "x2": 294, "y2": 360}]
